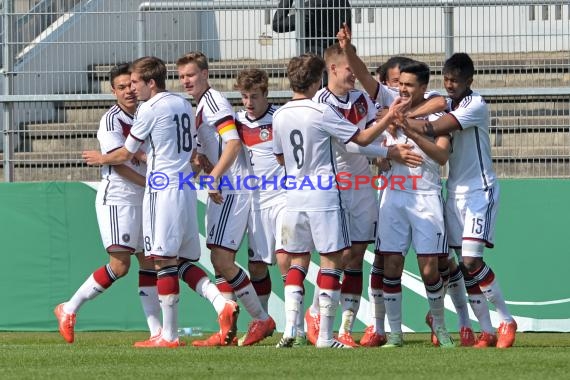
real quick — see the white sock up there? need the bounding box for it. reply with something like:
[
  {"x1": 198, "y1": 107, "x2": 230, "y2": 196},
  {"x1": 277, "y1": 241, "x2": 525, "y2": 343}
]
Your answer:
[
  {"x1": 159, "y1": 293, "x2": 179, "y2": 342},
  {"x1": 468, "y1": 293, "x2": 494, "y2": 333},
  {"x1": 195, "y1": 277, "x2": 227, "y2": 314},
  {"x1": 384, "y1": 291, "x2": 403, "y2": 334},
  {"x1": 258, "y1": 294, "x2": 270, "y2": 314},
  {"x1": 139, "y1": 286, "x2": 162, "y2": 336},
  {"x1": 65, "y1": 274, "x2": 106, "y2": 314},
  {"x1": 479, "y1": 279, "x2": 514, "y2": 322},
  {"x1": 310, "y1": 285, "x2": 320, "y2": 315},
  {"x1": 295, "y1": 296, "x2": 305, "y2": 337},
  {"x1": 425, "y1": 278, "x2": 445, "y2": 328},
  {"x1": 339, "y1": 293, "x2": 360, "y2": 334},
  {"x1": 235, "y1": 282, "x2": 268, "y2": 321},
  {"x1": 283, "y1": 285, "x2": 304, "y2": 338},
  {"x1": 447, "y1": 270, "x2": 472, "y2": 329},
  {"x1": 318, "y1": 288, "x2": 340, "y2": 342},
  {"x1": 368, "y1": 286, "x2": 386, "y2": 334}
]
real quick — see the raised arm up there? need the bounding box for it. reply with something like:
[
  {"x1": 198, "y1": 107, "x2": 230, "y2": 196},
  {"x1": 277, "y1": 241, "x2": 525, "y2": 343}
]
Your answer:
[{"x1": 337, "y1": 23, "x2": 379, "y2": 98}]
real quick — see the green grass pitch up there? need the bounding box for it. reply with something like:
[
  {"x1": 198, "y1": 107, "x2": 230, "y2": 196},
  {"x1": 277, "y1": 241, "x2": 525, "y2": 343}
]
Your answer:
[{"x1": 1, "y1": 332, "x2": 569, "y2": 379}]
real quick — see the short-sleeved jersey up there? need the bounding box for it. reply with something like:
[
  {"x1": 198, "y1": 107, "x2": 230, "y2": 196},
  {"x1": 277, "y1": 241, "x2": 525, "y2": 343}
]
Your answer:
[
  {"x1": 272, "y1": 98, "x2": 359, "y2": 211},
  {"x1": 125, "y1": 92, "x2": 196, "y2": 191},
  {"x1": 236, "y1": 105, "x2": 285, "y2": 210},
  {"x1": 388, "y1": 112, "x2": 446, "y2": 194},
  {"x1": 96, "y1": 104, "x2": 146, "y2": 206},
  {"x1": 314, "y1": 88, "x2": 377, "y2": 175},
  {"x1": 195, "y1": 88, "x2": 249, "y2": 193},
  {"x1": 446, "y1": 92, "x2": 497, "y2": 194},
  {"x1": 373, "y1": 83, "x2": 399, "y2": 108}
]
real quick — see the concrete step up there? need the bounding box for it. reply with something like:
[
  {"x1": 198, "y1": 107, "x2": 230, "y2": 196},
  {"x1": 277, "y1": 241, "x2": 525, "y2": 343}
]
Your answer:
[
  {"x1": 0, "y1": 166, "x2": 99, "y2": 182},
  {"x1": 490, "y1": 130, "x2": 570, "y2": 147},
  {"x1": 24, "y1": 122, "x2": 99, "y2": 136},
  {"x1": 492, "y1": 146, "x2": 570, "y2": 157},
  {"x1": 30, "y1": 137, "x2": 98, "y2": 153},
  {"x1": 493, "y1": 160, "x2": 570, "y2": 178},
  {"x1": 490, "y1": 115, "x2": 570, "y2": 127}
]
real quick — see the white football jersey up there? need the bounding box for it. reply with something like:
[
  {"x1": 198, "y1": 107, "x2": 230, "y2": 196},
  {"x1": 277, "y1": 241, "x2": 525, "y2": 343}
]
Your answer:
[
  {"x1": 446, "y1": 92, "x2": 497, "y2": 194},
  {"x1": 96, "y1": 104, "x2": 145, "y2": 206},
  {"x1": 388, "y1": 112, "x2": 446, "y2": 194},
  {"x1": 314, "y1": 88, "x2": 377, "y2": 176},
  {"x1": 195, "y1": 88, "x2": 248, "y2": 193},
  {"x1": 273, "y1": 98, "x2": 359, "y2": 211},
  {"x1": 373, "y1": 82, "x2": 399, "y2": 108},
  {"x1": 125, "y1": 92, "x2": 196, "y2": 191},
  {"x1": 236, "y1": 105, "x2": 285, "y2": 210}
]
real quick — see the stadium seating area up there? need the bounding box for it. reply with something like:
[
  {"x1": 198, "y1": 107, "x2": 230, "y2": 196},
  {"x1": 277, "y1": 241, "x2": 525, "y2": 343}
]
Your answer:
[{"x1": 1, "y1": 51, "x2": 568, "y2": 181}]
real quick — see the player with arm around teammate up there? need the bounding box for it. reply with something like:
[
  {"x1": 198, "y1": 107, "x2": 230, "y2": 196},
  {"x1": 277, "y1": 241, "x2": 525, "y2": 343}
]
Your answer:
[
  {"x1": 403, "y1": 53, "x2": 517, "y2": 349},
  {"x1": 273, "y1": 53, "x2": 409, "y2": 348},
  {"x1": 54, "y1": 63, "x2": 161, "y2": 345},
  {"x1": 376, "y1": 61, "x2": 454, "y2": 348}
]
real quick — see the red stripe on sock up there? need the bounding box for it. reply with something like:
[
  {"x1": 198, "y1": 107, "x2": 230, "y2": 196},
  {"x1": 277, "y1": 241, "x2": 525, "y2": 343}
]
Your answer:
[
  {"x1": 252, "y1": 275, "x2": 272, "y2": 296},
  {"x1": 93, "y1": 266, "x2": 114, "y2": 289},
  {"x1": 138, "y1": 271, "x2": 156, "y2": 287},
  {"x1": 182, "y1": 265, "x2": 208, "y2": 291},
  {"x1": 341, "y1": 272, "x2": 363, "y2": 294},
  {"x1": 318, "y1": 272, "x2": 341, "y2": 291},
  {"x1": 285, "y1": 267, "x2": 306, "y2": 287},
  {"x1": 157, "y1": 274, "x2": 179, "y2": 295},
  {"x1": 370, "y1": 272, "x2": 383, "y2": 290}
]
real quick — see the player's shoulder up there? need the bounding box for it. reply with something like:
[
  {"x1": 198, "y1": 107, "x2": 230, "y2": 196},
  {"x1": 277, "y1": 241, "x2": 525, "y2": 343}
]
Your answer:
[
  {"x1": 100, "y1": 104, "x2": 133, "y2": 130},
  {"x1": 456, "y1": 91, "x2": 487, "y2": 111},
  {"x1": 199, "y1": 87, "x2": 232, "y2": 112}
]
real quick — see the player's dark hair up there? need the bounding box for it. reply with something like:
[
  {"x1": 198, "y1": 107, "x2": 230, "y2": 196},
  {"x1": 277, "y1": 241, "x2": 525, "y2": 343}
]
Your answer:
[
  {"x1": 287, "y1": 53, "x2": 326, "y2": 93},
  {"x1": 130, "y1": 56, "x2": 167, "y2": 89},
  {"x1": 378, "y1": 56, "x2": 416, "y2": 84},
  {"x1": 443, "y1": 52, "x2": 475, "y2": 81},
  {"x1": 109, "y1": 63, "x2": 131, "y2": 89},
  {"x1": 399, "y1": 60, "x2": 431, "y2": 86}
]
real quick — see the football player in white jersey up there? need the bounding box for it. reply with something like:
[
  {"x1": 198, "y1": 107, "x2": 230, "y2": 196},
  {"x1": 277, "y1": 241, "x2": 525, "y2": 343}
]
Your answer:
[
  {"x1": 306, "y1": 43, "x2": 397, "y2": 348},
  {"x1": 82, "y1": 56, "x2": 227, "y2": 348},
  {"x1": 403, "y1": 53, "x2": 517, "y2": 349},
  {"x1": 177, "y1": 52, "x2": 276, "y2": 347},
  {"x1": 336, "y1": 24, "x2": 463, "y2": 347},
  {"x1": 233, "y1": 69, "x2": 308, "y2": 346},
  {"x1": 375, "y1": 61, "x2": 454, "y2": 348},
  {"x1": 54, "y1": 63, "x2": 161, "y2": 345},
  {"x1": 274, "y1": 53, "x2": 409, "y2": 349}
]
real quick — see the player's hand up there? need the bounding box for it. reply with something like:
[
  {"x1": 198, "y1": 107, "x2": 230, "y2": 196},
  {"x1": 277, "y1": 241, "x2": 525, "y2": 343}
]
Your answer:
[
  {"x1": 197, "y1": 153, "x2": 214, "y2": 174},
  {"x1": 133, "y1": 150, "x2": 147, "y2": 164},
  {"x1": 399, "y1": 118, "x2": 420, "y2": 140},
  {"x1": 208, "y1": 189, "x2": 224, "y2": 204},
  {"x1": 387, "y1": 144, "x2": 423, "y2": 168},
  {"x1": 376, "y1": 157, "x2": 392, "y2": 172},
  {"x1": 82, "y1": 150, "x2": 103, "y2": 166},
  {"x1": 387, "y1": 97, "x2": 411, "y2": 120},
  {"x1": 336, "y1": 22, "x2": 352, "y2": 49}
]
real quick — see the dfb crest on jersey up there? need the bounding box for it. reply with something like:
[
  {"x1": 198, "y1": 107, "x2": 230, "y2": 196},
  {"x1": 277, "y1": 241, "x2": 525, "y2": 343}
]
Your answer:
[
  {"x1": 356, "y1": 102, "x2": 366, "y2": 116},
  {"x1": 259, "y1": 128, "x2": 270, "y2": 141},
  {"x1": 122, "y1": 233, "x2": 131, "y2": 243}
]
